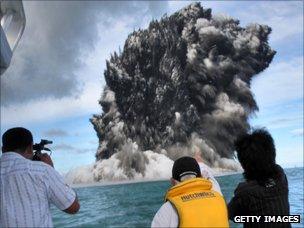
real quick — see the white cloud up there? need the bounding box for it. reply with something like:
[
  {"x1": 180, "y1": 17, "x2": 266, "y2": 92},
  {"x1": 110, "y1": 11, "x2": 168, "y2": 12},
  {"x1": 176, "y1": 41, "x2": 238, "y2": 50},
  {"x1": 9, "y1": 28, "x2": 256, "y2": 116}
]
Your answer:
[
  {"x1": 50, "y1": 143, "x2": 96, "y2": 154},
  {"x1": 291, "y1": 128, "x2": 304, "y2": 137},
  {"x1": 254, "y1": 116, "x2": 303, "y2": 131},
  {"x1": 251, "y1": 56, "x2": 303, "y2": 108},
  {"x1": 1, "y1": 1, "x2": 169, "y2": 105},
  {"x1": 168, "y1": 1, "x2": 190, "y2": 13},
  {"x1": 44, "y1": 129, "x2": 69, "y2": 137},
  {"x1": 231, "y1": 1, "x2": 303, "y2": 44},
  {"x1": 52, "y1": 143, "x2": 75, "y2": 151},
  {"x1": 277, "y1": 145, "x2": 304, "y2": 168},
  {"x1": 1, "y1": 80, "x2": 101, "y2": 125}
]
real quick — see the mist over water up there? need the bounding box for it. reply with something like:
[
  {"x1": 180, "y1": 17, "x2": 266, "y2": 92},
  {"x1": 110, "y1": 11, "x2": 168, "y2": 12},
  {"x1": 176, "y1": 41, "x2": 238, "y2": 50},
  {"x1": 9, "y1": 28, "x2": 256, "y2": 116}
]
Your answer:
[{"x1": 67, "y1": 3, "x2": 275, "y2": 183}]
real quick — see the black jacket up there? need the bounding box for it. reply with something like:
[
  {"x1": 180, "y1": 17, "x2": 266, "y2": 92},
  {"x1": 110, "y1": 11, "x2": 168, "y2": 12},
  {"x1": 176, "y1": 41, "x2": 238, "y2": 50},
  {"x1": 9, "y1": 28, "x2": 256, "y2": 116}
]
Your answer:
[{"x1": 228, "y1": 165, "x2": 290, "y2": 228}]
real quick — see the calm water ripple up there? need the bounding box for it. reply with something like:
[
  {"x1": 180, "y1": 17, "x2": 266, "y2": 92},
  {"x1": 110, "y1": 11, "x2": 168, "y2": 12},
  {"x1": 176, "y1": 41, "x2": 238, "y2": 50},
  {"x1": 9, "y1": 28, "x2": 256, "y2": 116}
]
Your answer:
[{"x1": 52, "y1": 167, "x2": 303, "y2": 227}]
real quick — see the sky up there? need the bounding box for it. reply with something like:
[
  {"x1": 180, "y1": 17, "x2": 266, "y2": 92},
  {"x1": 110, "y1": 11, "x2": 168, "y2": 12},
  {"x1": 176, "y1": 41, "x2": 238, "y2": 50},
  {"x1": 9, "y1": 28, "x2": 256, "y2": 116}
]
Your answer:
[{"x1": 1, "y1": 1, "x2": 303, "y2": 173}]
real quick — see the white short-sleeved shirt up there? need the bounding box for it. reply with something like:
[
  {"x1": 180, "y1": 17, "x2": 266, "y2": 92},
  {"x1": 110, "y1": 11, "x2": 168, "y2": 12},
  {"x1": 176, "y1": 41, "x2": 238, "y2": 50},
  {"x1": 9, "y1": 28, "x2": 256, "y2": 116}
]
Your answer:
[
  {"x1": 151, "y1": 163, "x2": 222, "y2": 228},
  {"x1": 0, "y1": 152, "x2": 76, "y2": 227}
]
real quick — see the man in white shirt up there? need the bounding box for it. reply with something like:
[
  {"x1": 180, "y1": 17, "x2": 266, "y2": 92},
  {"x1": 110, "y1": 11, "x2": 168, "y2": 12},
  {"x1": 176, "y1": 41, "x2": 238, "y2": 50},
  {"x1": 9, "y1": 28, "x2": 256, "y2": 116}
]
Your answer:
[
  {"x1": 0, "y1": 127, "x2": 80, "y2": 227},
  {"x1": 151, "y1": 155, "x2": 228, "y2": 227}
]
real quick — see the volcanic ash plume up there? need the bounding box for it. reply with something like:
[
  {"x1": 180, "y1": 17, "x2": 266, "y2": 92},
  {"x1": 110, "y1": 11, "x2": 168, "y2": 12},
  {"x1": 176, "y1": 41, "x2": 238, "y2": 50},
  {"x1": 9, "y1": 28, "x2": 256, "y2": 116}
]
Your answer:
[{"x1": 74, "y1": 3, "x2": 275, "y2": 182}]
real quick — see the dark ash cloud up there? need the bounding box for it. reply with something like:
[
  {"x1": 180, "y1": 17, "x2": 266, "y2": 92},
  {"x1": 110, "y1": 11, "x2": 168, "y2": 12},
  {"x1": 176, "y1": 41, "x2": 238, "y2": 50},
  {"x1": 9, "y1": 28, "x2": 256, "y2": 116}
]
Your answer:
[{"x1": 91, "y1": 3, "x2": 275, "y2": 179}]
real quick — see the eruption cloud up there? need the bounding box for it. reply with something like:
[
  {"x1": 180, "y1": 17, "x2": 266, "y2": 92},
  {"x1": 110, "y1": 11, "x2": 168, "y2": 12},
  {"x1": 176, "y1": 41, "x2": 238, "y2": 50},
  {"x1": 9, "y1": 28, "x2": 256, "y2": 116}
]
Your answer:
[{"x1": 68, "y1": 3, "x2": 275, "y2": 183}]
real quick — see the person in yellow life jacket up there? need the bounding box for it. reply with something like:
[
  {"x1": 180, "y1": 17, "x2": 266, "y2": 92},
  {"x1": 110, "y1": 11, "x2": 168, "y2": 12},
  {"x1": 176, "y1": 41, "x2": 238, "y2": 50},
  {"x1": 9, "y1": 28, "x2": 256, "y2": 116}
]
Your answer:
[{"x1": 151, "y1": 156, "x2": 229, "y2": 228}]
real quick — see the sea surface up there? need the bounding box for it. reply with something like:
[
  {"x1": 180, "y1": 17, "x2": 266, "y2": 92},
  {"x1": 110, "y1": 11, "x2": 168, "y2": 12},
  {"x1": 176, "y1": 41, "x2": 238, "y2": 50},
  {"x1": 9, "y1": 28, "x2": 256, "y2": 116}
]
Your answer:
[{"x1": 52, "y1": 167, "x2": 303, "y2": 227}]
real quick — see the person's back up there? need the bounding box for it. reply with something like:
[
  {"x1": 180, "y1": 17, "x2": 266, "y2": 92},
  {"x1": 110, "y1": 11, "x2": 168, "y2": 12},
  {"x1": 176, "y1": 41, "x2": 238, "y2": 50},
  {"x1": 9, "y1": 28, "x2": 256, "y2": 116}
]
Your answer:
[
  {"x1": 228, "y1": 129, "x2": 290, "y2": 228},
  {"x1": 152, "y1": 156, "x2": 229, "y2": 227},
  {"x1": 0, "y1": 127, "x2": 79, "y2": 227},
  {"x1": 230, "y1": 165, "x2": 289, "y2": 217},
  {"x1": 165, "y1": 177, "x2": 228, "y2": 227},
  {"x1": 0, "y1": 153, "x2": 76, "y2": 227}
]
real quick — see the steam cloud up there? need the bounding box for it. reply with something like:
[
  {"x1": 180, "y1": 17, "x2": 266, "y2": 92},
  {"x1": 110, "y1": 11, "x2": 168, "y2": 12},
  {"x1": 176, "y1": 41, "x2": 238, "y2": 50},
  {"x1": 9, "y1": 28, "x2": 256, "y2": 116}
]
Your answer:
[{"x1": 68, "y1": 3, "x2": 275, "y2": 183}]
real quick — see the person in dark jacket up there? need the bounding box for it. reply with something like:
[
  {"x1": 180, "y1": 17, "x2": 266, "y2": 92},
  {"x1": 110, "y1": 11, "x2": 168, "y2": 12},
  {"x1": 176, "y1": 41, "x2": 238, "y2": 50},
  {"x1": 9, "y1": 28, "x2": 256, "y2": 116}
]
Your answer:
[{"x1": 228, "y1": 129, "x2": 290, "y2": 228}]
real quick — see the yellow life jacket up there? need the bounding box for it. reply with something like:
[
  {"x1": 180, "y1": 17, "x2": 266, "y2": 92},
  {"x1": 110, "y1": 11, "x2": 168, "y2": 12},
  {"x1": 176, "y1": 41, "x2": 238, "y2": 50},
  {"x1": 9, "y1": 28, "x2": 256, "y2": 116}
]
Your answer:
[{"x1": 165, "y1": 177, "x2": 229, "y2": 228}]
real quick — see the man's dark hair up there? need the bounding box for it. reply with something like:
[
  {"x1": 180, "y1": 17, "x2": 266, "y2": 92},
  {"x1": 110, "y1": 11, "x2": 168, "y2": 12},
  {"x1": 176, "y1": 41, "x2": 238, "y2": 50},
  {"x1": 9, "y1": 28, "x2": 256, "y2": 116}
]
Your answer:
[
  {"x1": 235, "y1": 128, "x2": 280, "y2": 183},
  {"x1": 2, "y1": 127, "x2": 33, "y2": 153}
]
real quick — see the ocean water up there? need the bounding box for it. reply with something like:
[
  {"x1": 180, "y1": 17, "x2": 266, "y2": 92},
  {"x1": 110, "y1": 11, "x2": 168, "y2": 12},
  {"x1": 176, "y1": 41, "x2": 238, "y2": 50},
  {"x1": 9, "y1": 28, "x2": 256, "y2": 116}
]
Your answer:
[{"x1": 52, "y1": 167, "x2": 303, "y2": 227}]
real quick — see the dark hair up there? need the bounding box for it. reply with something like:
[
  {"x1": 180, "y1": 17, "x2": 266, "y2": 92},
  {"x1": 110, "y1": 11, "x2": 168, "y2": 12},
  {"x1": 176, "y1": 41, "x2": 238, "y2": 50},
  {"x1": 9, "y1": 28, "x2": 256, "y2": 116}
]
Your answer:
[
  {"x1": 235, "y1": 128, "x2": 280, "y2": 183},
  {"x1": 2, "y1": 127, "x2": 33, "y2": 152}
]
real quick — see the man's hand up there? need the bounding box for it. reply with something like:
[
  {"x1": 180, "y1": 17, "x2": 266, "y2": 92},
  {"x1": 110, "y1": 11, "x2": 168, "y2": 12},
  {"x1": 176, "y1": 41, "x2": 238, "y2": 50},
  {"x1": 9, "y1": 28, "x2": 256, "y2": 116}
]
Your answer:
[
  {"x1": 63, "y1": 196, "x2": 80, "y2": 214},
  {"x1": 39, "y1": 153, "x2": 54, "y2": 167}
]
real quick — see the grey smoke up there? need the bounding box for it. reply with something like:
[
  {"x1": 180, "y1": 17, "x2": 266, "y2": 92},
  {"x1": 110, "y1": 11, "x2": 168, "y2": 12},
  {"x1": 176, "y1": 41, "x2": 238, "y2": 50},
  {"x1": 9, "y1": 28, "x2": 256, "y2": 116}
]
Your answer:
[
  {"x1": 1, "y1": 1, "x2": 168, "y2": 106},
  {"x1": 91, "y1": 3, "x2": 275, "y2": 179}
]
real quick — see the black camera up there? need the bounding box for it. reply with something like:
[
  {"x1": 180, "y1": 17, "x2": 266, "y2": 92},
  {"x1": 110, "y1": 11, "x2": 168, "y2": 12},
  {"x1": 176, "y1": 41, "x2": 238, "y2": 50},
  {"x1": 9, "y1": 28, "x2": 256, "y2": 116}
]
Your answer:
[{"x1": 32, "y1": 139, "x2": 53, "y2": 161}]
